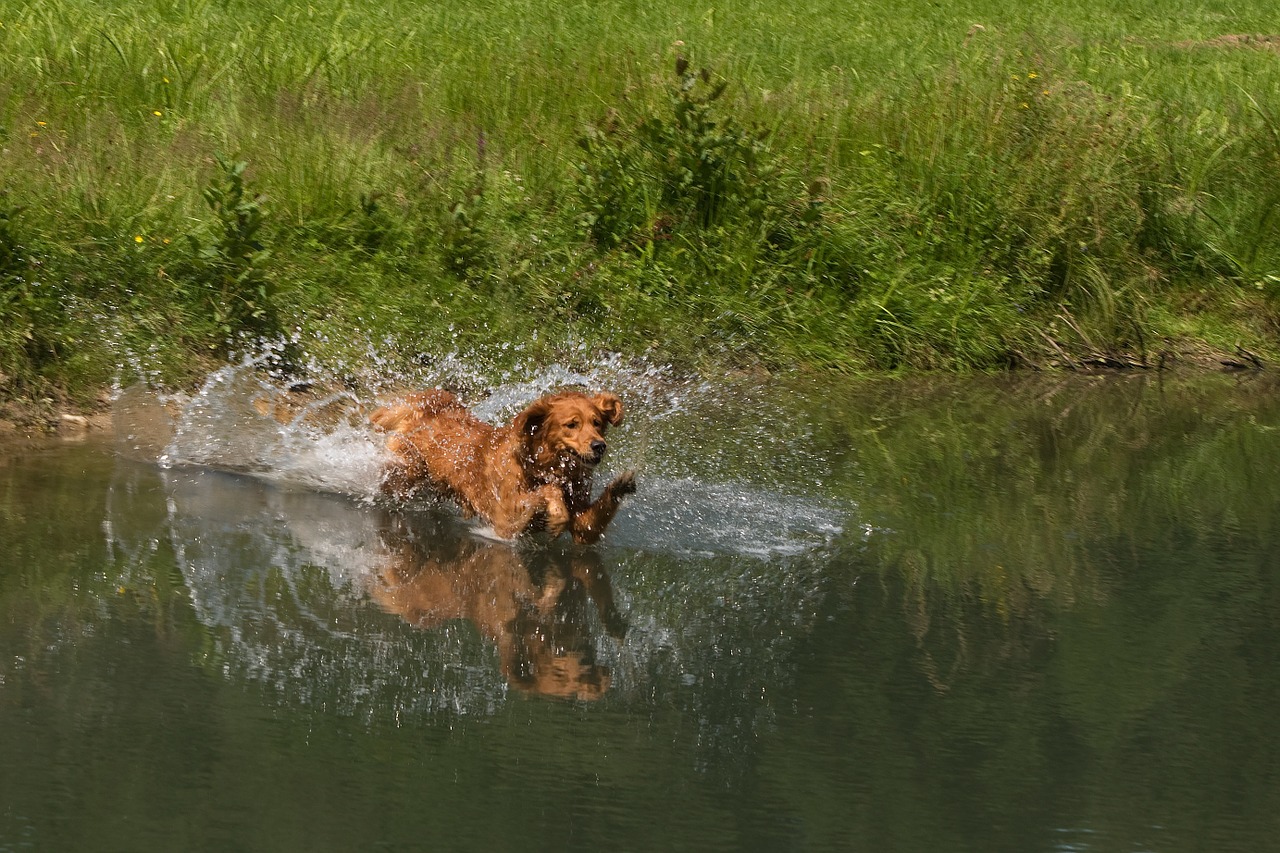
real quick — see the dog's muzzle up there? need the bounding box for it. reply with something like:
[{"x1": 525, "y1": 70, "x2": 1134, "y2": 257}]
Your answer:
[{"x1": 587, "y1": 441, "x2": 607, "y2": 465}]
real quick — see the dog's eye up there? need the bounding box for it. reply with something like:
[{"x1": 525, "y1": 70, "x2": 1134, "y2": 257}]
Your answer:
[
  {"x1": 592, "y1": 419, "x2": 603, "y2": 429},
  {"x1": 566, "y1": 419, "x2": 580, "y2": 429}
]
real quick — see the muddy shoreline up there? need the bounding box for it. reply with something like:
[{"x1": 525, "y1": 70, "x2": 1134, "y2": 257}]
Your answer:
[
  {"x1": 1, "y1": 341, "x2": 1266, "y2": 444},
  {"x1": 0, "y1": 393, "x2": 114, "y2": 442}
]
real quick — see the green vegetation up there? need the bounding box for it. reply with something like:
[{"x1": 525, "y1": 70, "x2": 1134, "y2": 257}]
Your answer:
[{"x1": 2, "y1": 0, "x2": 1280, "y2": 398}]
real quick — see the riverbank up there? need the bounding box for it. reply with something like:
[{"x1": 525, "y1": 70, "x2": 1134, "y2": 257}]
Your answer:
[
  {"x1": 2, "y1": 0, "x2": 1278, "y2": 402},
  {"x1": 0, "y1": 343, "x2": 1264, "y2": 442}
]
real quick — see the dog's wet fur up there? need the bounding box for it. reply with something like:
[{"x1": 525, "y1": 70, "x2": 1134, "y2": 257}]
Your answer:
[{"x1": 370, "y1": 389, "x2": 636, "y2": 543}]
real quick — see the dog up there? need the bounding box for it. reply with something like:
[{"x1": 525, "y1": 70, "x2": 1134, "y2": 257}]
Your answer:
[{"x1": 369, "y1": 389, "x2": 636, "y2": 543}]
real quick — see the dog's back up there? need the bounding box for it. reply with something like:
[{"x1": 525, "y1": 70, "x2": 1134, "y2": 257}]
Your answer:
[
  {"x1": 369, "y1": 389, "x2": 468, "y2": 432},
  {"x1": 370, "y1": 390, "x2": 497, "y2": 512}
]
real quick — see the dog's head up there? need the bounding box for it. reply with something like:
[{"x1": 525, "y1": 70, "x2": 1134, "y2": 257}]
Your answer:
[{"x1": 514, "y1": 391, "x2": 624, "y2": 468}]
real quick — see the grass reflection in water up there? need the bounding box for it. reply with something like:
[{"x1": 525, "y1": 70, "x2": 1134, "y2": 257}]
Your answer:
[{"x1": 1, "y1": 370, "x2": 1278, "y2": 851}]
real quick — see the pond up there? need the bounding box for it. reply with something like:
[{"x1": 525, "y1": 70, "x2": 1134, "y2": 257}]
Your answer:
[{"x1": 2, "y1": 362, "x2": 1278, "y2": 852}]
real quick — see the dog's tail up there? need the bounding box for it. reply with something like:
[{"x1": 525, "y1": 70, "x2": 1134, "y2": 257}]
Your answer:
[{"x1": 370, "y1": 389, "x2": 464, "y2": 433}]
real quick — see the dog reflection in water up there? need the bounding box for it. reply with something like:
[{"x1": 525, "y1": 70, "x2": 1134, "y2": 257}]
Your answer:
[{"x1": 369, "y1": 524, "x2": 626, "y2": 701}]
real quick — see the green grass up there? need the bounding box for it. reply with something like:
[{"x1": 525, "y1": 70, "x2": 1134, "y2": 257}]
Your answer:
[{"x1": 2, "y1": 0, "x2": 1280, "y2": 397}]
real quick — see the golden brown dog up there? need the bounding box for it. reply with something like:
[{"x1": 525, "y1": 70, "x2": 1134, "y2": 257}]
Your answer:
[{"x1": 369, "y1": 389, "x2": 636, "y2": 543}]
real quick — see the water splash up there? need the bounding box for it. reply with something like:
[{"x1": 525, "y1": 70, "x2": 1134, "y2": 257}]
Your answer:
[
  {"x1": 104, "y1": 348, "x2": 864, "y2": 726},
  {"x1": 607, "y1": 476, "x2": 845, "y2": 557},
  {"x1": 114, "y1": 348, "x2": 855, "y2": 558}
]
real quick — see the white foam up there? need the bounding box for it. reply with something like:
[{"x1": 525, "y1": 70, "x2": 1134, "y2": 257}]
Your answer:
[
  {"x1": 604, "y1": 475, "x2": 849, "y2": 557},
  {"x1": 125, "y1": 351, "x2": 858, "y2": 559}
]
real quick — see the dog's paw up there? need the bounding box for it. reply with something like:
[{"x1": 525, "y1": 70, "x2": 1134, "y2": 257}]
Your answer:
[{"x1": 608, "y1": 470, "x2": 637, "y2": 498}]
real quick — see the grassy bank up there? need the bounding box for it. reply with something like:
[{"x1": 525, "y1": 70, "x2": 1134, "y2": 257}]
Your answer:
[{"x1": 2, "y1": 0, "x2": 1279, "y2": 399}]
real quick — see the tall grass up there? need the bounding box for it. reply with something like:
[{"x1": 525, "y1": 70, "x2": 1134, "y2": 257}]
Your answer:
[{"x1": 1, "y1": 0, "x2": 1279, "y2": 395}]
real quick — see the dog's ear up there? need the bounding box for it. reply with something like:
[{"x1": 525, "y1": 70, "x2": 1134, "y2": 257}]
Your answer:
[
  {"x1": 594, "y1": 393, "x2": 624, "y2": 427},
  {"x1": 513, "y1": 398, "x2": 553, "y2": 437}
]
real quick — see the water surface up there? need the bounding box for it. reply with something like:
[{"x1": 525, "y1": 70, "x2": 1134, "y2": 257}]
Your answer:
[{"x1": 2, "y1": 367, "x2": 1278, "y2": 851}]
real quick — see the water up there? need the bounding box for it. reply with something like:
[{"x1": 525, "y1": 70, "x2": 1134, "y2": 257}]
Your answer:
[{"x1": 2, "y1": 362, "x2": 1278, "y2": 851}]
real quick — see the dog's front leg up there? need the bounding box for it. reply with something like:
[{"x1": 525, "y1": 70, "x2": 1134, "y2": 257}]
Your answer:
[
  {"x1": 570, "y1": 470, "x2": 636, "y2": 544},
  {"x1": 490, "y1": 492, "x2": 545, "y2": 539},
  {"x1": 490, "y1": 487, "x2": 568, "y2": 539},
  {"x1": 536, "y1": 485, "x2": 572, "y2": 538}
]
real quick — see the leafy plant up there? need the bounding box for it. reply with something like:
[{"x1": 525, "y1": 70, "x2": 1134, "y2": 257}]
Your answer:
[
  {"x1": 353, "y1": 192, "x2": 395, "y2": 253},
  {"x1": 442, "y1": 194, "x2": 492, "y2": 281},
  {"x1": 189, "y1": 154, "x2": 280, "y2": 346},
  {"x1": 576, "y1": 59, "x2": 787, "y2": 246},
  {"x1": 0, "y1": 202, "x2": 35, "y2": 380},
  {"x1": 575, "y1": 115, "x2": 653, "y2": 249},
  {"x1": 644, "y1": 58, "x2": 780, "y2": 228},
  {"x1": 0, "y1": 200, "x2": 68, "y2": 385}
]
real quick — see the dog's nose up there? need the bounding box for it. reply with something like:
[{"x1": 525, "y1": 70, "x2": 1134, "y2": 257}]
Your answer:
[{"x1": 590, "y1": 440, "x2": 607, "y2": 459}]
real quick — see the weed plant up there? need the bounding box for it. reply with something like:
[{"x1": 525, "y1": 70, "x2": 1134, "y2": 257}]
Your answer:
[{"x1": 1, "y1": 0, "x2": 1279, "y2": 396}]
